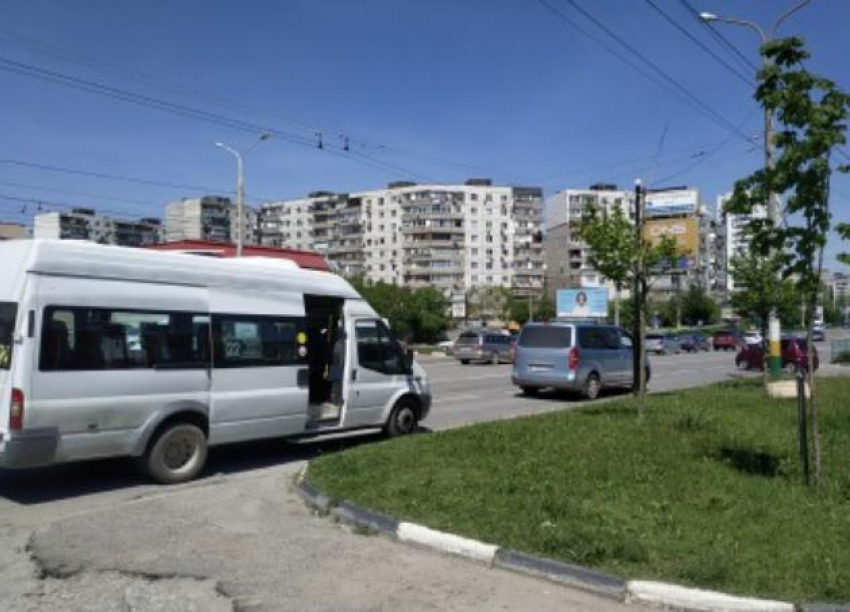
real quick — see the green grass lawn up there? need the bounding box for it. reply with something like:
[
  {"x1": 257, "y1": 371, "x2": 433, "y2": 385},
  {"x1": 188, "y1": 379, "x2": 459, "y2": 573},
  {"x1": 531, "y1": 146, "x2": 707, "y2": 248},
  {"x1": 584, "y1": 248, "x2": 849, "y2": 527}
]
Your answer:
[{"x1": 308, "y1": 377, "x2": 850, "y2": 603}]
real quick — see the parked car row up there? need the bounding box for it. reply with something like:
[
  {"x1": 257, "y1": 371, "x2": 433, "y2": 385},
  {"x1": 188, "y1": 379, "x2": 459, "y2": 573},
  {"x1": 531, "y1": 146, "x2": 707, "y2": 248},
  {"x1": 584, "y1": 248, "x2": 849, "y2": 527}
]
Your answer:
[
  {"x1": 645, "y1": 332, "x2": 712, "y2": 355},
  {"x1": 736, "y1": 337, "x2": 820, "y2": 372}
]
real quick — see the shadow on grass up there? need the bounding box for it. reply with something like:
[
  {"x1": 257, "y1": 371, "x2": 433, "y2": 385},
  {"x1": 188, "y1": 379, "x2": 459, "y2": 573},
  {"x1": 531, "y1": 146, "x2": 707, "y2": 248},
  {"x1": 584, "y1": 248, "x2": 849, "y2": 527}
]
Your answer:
[{"x1": 715, "y1": 445, "x2": 782, "y2": 478}]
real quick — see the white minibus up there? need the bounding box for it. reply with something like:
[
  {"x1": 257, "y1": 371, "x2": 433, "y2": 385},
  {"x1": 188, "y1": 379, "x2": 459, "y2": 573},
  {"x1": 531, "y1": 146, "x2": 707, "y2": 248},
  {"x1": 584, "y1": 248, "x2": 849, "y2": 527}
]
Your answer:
[{"x1": 0, "y1": 240, "x2": 430, "y2": 483}]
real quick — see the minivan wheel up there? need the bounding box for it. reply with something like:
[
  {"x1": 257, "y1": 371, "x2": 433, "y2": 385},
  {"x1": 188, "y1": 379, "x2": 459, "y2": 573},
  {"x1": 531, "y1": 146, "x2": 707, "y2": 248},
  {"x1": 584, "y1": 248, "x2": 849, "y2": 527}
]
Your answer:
[
  {"x1": 521, "y1": 386, "x2": 539, "y2": 397},
  {"x1": 737, "y1": 359, "x2": 749, "y2": 370},
  {"x1": 139, "y1": 423, "x2": 207, "y2": 485},
  {"x1": 583, "y1": 373, "x2": 602, "y2": 400},
  {"x1": 460, "y1": 359, "x2": 470, "y2": 365},
  {"x1": 384, "y1": 398, "x2": 419, "y2": 437}
]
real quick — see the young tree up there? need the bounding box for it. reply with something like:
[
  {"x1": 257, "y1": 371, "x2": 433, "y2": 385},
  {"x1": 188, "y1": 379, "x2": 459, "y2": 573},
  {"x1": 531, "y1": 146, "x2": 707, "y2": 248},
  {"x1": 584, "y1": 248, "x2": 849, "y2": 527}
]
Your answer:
[
  {"x1": 577, "y1": 206, "x2": 632, "y2": 326},
  {"x1": 579, "y1": 203, "x2": 677, "y2": 417},
  {"x1": 726, "y1": 37, "x2": 850, "y2": 486}
]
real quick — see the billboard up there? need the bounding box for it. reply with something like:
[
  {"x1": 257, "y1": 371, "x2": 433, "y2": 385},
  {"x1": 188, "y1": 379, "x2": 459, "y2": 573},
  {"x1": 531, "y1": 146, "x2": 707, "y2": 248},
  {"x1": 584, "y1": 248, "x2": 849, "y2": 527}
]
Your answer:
[
  {"x1": 557, "y1": 288, "x2": 609, "y2": 319},
  {"x1": 645, "y1": 188, "x2": 698, "y2": 217},
  {"x1": 643, "y1": 216, "x2": 699, "y2": 269}
]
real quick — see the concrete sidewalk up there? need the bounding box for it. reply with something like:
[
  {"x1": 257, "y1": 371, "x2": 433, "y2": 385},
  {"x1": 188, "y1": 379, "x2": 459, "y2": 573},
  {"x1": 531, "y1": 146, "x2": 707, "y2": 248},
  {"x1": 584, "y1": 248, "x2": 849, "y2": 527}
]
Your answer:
[{"x1": 15, "y1": 462, "x2": 638, "y2": 612}]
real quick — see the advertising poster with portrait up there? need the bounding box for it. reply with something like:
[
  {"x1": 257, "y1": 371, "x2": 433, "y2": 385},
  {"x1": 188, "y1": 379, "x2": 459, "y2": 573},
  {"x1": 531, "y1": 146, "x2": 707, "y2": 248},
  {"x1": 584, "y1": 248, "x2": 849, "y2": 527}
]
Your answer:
[{"x1": 557, "y1": 288, "x2": 609, "y2": 319}]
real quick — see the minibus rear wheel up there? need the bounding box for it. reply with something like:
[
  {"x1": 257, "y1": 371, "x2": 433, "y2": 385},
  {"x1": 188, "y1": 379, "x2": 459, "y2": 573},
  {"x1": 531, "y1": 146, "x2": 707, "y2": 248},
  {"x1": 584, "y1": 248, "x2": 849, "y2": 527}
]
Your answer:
[
  {"x1": 139, "y1": 423, "x2": 208, "y2": 485},
  {"x1": 383, "y1": 398, "x2": 419, "y2": 437}
]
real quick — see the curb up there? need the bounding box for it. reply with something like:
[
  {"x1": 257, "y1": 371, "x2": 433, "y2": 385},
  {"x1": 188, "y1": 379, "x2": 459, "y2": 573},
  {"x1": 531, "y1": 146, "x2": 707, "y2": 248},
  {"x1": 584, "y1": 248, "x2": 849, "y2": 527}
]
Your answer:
[
  {"x1": 297, "y1": 471, "x2": 825, "y2": 612},
  {"x1": 626, "y1": 581, "x2": 794, "y2": 612},
  {"x1": 494, "y1": 548, "x2": 625, "y2": 600}
]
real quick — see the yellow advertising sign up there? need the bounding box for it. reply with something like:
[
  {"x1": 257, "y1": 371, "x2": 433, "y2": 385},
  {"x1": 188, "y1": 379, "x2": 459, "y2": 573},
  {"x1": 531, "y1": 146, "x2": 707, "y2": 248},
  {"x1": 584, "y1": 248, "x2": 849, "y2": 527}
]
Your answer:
[{"x1": 643, "y1": 216, "x2": 699, "y2": 256}]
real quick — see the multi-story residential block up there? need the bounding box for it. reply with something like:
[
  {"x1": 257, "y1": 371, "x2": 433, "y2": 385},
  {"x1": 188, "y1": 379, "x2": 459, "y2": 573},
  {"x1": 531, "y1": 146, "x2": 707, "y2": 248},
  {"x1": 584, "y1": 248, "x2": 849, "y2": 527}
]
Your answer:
[
  {"x1": 164, "y1": 196, "x2": 257, "y2": 245},
  {"x1": 34, "y1": 209, "x2": 162, "y2": 246},
  {"x1": 0, "y1": 222, "x2": 31, "y2": 240},
  {"x1": 544, "y1": 184, "x2": 635, "y2": 298},
  {"x1": 717, "y1": 192, "x2": 768, "y2": 292},
  {"x1": 258, "y1": 180, "x2": 545, "y2": 304}
]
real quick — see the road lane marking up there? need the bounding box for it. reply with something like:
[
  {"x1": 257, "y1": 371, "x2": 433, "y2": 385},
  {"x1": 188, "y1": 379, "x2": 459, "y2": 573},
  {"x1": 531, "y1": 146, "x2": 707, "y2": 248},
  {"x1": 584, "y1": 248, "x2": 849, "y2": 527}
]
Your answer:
[{"x1": 433, "y1": 393, "x2": 481, "y2": 405}]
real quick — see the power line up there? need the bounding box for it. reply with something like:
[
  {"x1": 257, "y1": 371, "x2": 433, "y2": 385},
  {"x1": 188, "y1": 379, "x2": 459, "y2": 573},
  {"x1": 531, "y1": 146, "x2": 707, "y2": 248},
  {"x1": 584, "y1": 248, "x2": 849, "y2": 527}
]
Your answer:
[
  {"x1": 0, "y1": 56, "x2": 435, "y2": 182},
  {"x1": 0, "y1": 179, "x2": 163, "y2": 208},
  {"x1": 535, "y1": 0, "x2": 703, "y2": 111},
  {"x1": 0, "y1": 30, "x2": 491, "y2": 179},
  {"x1": 558, "y1": 0, "x2": 753, "y2": 143},
  {"x1": 0, "y1": 193, "x2": 157, "y2": 220},
  {"x1": 677, "y1": 0, "x2": 759, "y2": 73},
  {"x1": 643, "y1": 0, "x2": 754, "y2": 88},
  {"x1": 0, "y1": 156, "x2": 263, "y2": 201}
]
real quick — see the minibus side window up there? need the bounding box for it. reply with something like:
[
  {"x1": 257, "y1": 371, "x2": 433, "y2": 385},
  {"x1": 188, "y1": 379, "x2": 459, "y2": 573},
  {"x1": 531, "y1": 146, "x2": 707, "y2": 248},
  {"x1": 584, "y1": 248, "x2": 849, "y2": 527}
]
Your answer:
[
  {"x1": 211, "y1": 314, "x2": 304, "y2": 368},
  {"x1": 40, "y1": 307, "x2": 209, "y2": 371},
  {"x1": 0, "y1": 302, "x2": 17, "y2": 370},
  {"x1": 354, "y1": 319, "x2": 407, "y2": 375}
]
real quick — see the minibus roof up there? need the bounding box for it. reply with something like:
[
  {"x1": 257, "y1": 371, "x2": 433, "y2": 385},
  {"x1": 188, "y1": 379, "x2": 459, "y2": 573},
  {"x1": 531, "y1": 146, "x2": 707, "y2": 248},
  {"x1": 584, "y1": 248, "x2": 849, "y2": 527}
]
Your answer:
[{"x1": 7, "y1": 240, "x2": 361, "y2": 299}]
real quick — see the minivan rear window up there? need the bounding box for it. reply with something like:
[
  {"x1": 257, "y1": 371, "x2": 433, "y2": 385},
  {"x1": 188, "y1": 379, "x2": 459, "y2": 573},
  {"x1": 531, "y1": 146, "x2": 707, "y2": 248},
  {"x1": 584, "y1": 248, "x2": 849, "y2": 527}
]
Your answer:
[
  {"x1": 519, "y1": 325, "x2": 572, "y2": 348},
  {"x1": 0, "y1": 302, "x2": 17, "y2": 370},
  {"x1": 455, "y1": 332, "x2": 481, "y2": 345}
]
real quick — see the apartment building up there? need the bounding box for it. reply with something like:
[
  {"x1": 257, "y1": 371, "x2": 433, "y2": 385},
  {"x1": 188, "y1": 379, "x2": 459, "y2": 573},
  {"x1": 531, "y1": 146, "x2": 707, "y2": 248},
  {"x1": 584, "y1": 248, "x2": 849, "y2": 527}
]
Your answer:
[
  {"x1": 544, "y1": 184, "x2": 635, "y2": 298},
  {"x1": 0, "y1": 222, "x2": 31, "y2": 240},
  {"x1": 717, "y1": 192, "x2": 768, "y2": 292},
  {"x1": 164, "y1": 196, "x2": 258, "y2": 245},
  {"x1": 34, "y1": 209, "x2": 162, "y2": 246},
  {"x1": 259, "y1": 180, "x2": 545, "y2": 300}
]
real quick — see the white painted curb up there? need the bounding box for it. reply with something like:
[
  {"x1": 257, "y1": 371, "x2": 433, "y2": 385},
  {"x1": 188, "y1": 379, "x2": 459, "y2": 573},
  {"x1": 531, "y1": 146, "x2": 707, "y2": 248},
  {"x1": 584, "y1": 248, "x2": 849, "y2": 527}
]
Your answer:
[
  {"x1": 627, "y1": 580, "x2": 795, "y2": 612},
  {"x1": 397, "y1": 522, "x2": 498, "y2": 564}
]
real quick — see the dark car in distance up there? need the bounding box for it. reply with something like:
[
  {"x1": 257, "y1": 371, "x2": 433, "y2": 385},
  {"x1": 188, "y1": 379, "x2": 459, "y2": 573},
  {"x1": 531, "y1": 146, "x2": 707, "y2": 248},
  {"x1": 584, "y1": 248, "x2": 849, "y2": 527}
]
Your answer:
[
  {"x1": 681, "y1": 333, "x2": 711, "y2": 352},
  {"x1": 735, "y1": 337, "x2": 819, "y2": 372}
]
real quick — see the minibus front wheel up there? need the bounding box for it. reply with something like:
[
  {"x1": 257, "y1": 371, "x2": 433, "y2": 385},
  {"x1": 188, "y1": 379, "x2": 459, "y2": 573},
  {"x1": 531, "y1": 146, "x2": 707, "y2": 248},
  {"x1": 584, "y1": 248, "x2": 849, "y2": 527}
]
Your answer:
[
  {"x1": 138, "y1": 423, "x2": 208, "y2": 485},
  {"x1": 383, "y1": 397, "x2": 419, "y2": 438}
]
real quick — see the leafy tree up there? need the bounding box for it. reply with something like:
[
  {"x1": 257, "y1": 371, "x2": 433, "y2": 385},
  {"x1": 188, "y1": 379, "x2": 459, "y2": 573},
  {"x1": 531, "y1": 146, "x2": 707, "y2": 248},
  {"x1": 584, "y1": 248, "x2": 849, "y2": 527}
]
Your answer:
[
  {"x1": 730, "y1": 254, "x2": 796, "y2": 340},
  {"x1": 467, "y1": 286, "x2": 512, "y2": 325},
  {"x1": 579, "y1": 202, "x2": 677, "y2": 417},
  {"x1": 678, "y1": 284, "x2": 719, "y2": 327},
  {"x1": 349, "y1": 277, "x2": 450, "y2": 344},
  {"x1": 576, "y1": 206, "x2": 632, "y2": 326},
  {"x1": 726, "y1": 37, "x2": 850, "y2": 486}
]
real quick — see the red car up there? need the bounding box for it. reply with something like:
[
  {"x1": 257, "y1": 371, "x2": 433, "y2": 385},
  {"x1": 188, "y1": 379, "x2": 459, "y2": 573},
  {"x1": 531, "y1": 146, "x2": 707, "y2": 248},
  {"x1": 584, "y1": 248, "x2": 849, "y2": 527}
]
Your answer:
[
  {"x1": 735, "y1": 338, "x2": 819, "y2": 372},
  {"x1": 712, "y1": 330, "x2": 741, "y2": 351}
]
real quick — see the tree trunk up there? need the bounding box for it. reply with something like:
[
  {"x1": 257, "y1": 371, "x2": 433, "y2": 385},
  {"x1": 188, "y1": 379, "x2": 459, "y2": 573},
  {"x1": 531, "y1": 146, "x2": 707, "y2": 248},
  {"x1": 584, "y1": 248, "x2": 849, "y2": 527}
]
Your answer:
[
  {"x1": 807, "y1": 200, "x2": 828, "y2": 488},
  {"x1": 614, "y1": 285, "x2": 620, "y2": 327},
  {"x1": 637, "y1": 278, "x2": 648, "y2": 421}
]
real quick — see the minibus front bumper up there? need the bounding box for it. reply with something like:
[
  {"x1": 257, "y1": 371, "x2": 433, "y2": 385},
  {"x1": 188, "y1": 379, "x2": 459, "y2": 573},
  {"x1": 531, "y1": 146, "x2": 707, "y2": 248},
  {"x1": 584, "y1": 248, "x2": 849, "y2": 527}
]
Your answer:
[{"x1": 0, "y1": 428, "x2": 58, "y2": 468}]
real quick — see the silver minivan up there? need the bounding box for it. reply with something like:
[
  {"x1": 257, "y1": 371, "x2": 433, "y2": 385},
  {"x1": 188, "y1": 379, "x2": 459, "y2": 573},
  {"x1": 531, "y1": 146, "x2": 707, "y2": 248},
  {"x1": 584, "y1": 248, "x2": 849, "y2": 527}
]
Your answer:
[
  {"x1": 453, "y1": 330, "x2": 513, "y2": 365},
  {"x1": 511, "y1": 322, "x2": 649, "y2": 400}
]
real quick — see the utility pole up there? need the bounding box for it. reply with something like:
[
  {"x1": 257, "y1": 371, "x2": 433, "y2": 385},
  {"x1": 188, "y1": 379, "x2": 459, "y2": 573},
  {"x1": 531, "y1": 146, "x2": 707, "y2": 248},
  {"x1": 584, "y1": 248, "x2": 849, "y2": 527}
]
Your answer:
[
  {"x1": 633, "y1": 180, "x2": 646, "y2": 402},
  {"x1": 700, "y1": 1, "x2": 812, "y2": 376},
  {"x1": 215, "y1": 132, "x2": 270, "y2": 257}
]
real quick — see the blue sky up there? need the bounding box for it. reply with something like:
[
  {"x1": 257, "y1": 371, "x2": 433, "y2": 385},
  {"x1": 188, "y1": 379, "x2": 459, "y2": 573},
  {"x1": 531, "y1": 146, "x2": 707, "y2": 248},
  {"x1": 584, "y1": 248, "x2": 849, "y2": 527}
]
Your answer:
[{"x1": 1, "y1": 0, "x2": 848, "y2": 270}]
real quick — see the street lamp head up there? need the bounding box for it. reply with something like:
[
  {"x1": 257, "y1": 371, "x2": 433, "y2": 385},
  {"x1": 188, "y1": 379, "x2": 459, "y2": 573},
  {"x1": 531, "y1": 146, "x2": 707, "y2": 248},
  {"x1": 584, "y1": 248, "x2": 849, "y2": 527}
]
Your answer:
[
  {"x1": 635, "y1": 178, "x2": 643, "y2": 187},
  {"x1": 699, "y1": 11, "x2": 718, "y2": 22}
]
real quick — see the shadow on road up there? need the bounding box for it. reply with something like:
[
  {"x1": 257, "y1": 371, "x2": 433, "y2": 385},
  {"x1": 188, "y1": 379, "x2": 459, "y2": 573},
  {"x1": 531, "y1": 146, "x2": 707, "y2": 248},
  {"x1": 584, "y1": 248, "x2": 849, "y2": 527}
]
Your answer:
[
  {"x1": 0, "y1": 429, "x2": 395, "y2": 506},
  {"x1": 513, "y1": 386, "x2": 634, "y2": 403}
]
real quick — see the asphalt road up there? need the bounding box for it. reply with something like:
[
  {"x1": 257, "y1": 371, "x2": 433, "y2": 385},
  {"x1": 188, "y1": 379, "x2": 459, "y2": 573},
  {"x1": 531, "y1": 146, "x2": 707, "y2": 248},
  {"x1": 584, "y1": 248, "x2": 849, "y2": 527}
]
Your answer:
[
  {"x1": 423, "y1": 334, "x2": 846, "y2": 431},
  {"x1": 0, "y1": 333, "x2": 846, "y2": 611}
]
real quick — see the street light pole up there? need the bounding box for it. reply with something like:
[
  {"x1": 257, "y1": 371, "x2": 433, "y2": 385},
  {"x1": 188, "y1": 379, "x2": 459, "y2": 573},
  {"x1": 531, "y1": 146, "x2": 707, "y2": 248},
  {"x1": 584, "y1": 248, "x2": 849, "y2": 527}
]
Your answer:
[
  {"x1": 215, "y1": 132, "x2": 270, "y2": 257},
  {"x1": 699, "y1": 1, "x2": 811, "y2": 376}
]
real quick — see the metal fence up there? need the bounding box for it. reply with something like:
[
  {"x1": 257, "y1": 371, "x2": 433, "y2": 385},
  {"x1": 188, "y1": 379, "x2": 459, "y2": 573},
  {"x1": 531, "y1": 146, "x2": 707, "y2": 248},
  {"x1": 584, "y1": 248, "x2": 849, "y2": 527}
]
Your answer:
[{"x1": 831, "y1": 338, "x2": 850, "y2": 363}]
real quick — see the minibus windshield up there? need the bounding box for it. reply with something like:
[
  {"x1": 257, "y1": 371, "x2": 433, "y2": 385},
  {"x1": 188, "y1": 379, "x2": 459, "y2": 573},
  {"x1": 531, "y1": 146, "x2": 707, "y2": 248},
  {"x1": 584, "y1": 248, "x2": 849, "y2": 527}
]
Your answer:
[{"x1": 0, "y1": 302, "x2": 17, "y2": 370}]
